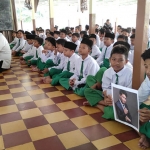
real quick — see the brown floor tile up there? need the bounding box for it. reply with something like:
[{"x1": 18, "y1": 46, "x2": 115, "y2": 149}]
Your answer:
[
  {"x1": 61, "y1": 90, "x2": 74, "y2": 95},
  {"x1": 8, "y1": 84, "x2": 22, "y2": 89},
  {"x1": 24, "y1": 115, "x2": 49, "y2": 129},
  {"x1": 0, "y1": 82, "x2": 7, "y2": 86},
  {"x1": 39, "y1": 104, "x2": 60, "y2": 114},
  {"x1": 15, "y1": 74, "x2": 27, "y2": 77},
  {"x1": 12, "y1": 91, "x2": 29, "y2": 98},
  {"x1": 64, "y1": 107, "x2": 87, "y2": 118},
  {"x1": 0, "y1": 126, "x2": 2, "y2": 135},
  {"x1": 42, "y1": 87, "x2": 58, "y2": 93},
  {"x1": 0, "y1": 76, "x2": 4, "y2": 79},
  {"x1": 30, "y1": 75, "x2": 41, "y2": 78},
  {"x1": 33, "y1": 136, "x2": 65, "y2": 150},
  {"x1": 34, "y1": 81, "x2": 44, "y2": 85},
  {"x1": 0, "y1": 112, "x2": 22, "y2": 124},
  {"x1": 51, "y1": 96, "x2": 71, "y2": 103},
  {"x1": 0, "y1": 89, "x2": 10, "y2": 95},
  {"x1": 102, "y1": 143, "x2": 130, "y2": 150},
  {"x1": 73, "y1": 98, "x2": 87, "y2": 107},
  {"x1": 30, "y1": 93, "x2": 49, "y2": 101},
  {"x1": 51, "y1": 120, "x2": 78, "y2": 134},
  {"x1": 3, "y1": 72, "x2": 14, "y2": 75},
  {"x1": 81, "y1": 124, "x2": 111, "y2": 141},
  {"x1": 3, "y1": 130, "x2": 32, "y2": 148},
  {"x1": 0, "y1": 99, "x2": 15, "y2": 107},
  {"x1": 90, "y1": 112, "x2": 108, "y2": 123},
  {"x1": 115, "y1": 130, "x2": 139, "y2": 142},
  {"x1": 68, "y1": 143, "x2": 97, "y2": 150},
  {"x1": 5, "y1": 77, "x2": 18, "y2": 81},
  {"x1": 17, "y1": 102, "x2": 37, "y2": 111},
  {"x1": 24, "y1": 85, "x2": 39, "y2": 91}
]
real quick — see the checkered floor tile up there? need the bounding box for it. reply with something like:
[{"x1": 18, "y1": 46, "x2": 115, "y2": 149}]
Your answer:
[{"x1": 0, "y1": 57, "x2": 146, "y2": 150}]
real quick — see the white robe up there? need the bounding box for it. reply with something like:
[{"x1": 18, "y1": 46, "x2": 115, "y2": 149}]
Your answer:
[
  {"x1": 0, "y1": 33, "x2": 11, "y2": 68},
  {"x1": 22, "y1": 45, "x2": 36, "y2": 58}
]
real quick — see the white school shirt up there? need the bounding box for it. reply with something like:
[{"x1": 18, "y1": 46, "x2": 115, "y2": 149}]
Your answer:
[
  {"x1": 102, "y1": 66, "x2": 132, "y2": 95},
  {"x1": 96, "y1": 44, "x2": 113, "y2": 65},
  {"x1": 128, "y1": 37, "x2": 131, "y2": 44},
  {"x1": 70, "y1": 55, "x2": 100, "y2": 88},
  {"x1": 22, "y1": 41, "x2": 32, "y2": 52},
  {"x1": 30, "y1": 45, "x2": 43, "y2": 60},
  {"x1": 39, "y1": 33, "x2": 46, "y2": 42},
  {"x1": 55, "y1": 37, "x2": 60, "y2": 40},
  {"x1": 63, "y1": 53, "x2": 79, "y2": 73},
  {"x1": 12, "y1": 37, "x2": 26, "y2": 52},
  {"x1": 49, "y1": 53, "x2": 67, "y2": 70},
  {"x1": 10, "y1": 37, "x2": 18, "y2": 45},
  {"x1": 96, "y1": 34, "x2": 100, "y2": 48},
  {"x1": 72, "y1": 40, "x2": 80, "y2": 53},
  {"x1": 138, "y1": 76, "x2": 150, "y2": 104},
  {"x1": 128, "y1": 50, "x2": 134, "y2": 65},
  {"x1": 125, "y1": 61, "x2": 133, "y2": 70},
  {"x1": 46, "y1": 51, "x2": 59, "y2": 63},
  {"x1": 64, "y1": 37, "x2": 70, "y2": 41},
  {"x1": 99, "y1": 40, "x2": 105, "y2": 50},
  {"x1": 91, "y1": 44, "x2": 101, "y2": 59},
  {"x1": 23, "y1": 45, "x2": 35, "y2": 58}
]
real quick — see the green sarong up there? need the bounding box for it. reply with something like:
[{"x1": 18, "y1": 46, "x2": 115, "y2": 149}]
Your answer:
[
  {"x1": 24, "y1": 56, "x2": 33, "y2": 65},
  {"x1": 84, "y1": 67, "x2": 107, "y2": 106},
  {"x1": 45, "y1": 59, "x2": 57, "y2": 69},
  {"x1": 37, "y1": 58, "x2": 46, "y2": 71},
  {"x1": 74, "y1": 85, "x2": 88, "y2": 97},
  {"x1": 10, "y1": 44, "x2": 15, "y2": 49},
  {"x1": 103, "y1": 106, "x2": 114, "y2": 120},
  {"x1": 100, "y1": 59, "x2": 110, "y2": 69},
  {"x1": 30, "y1": 59, "x2": 38, "y2": 65},
  {"x1": 51, "y1": 71, "x2": 73, "y2": 86},
  {"x1": 46, "y1": 68, "x2": 62, "y2": 78},
  {"x1": 140, "y1": 103, "x2": 150, "y2": 138}
]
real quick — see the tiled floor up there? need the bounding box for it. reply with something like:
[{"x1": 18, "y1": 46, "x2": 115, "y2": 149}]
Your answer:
[{"x1": 0, "y1": 57, "x2": 147, "y2": 150}]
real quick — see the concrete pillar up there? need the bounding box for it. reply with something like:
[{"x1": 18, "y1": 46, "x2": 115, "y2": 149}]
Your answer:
[
  {"x1": 48, "y1": 0, "x2": 54, "y2": 31},
  {"x1": 132, "y1": 0, "x2": 150, "y2": 89},
  {"x1": 89, "y1": 0, "x2": 96, "y2": 34},
  {"x1": 31, "y1": 0, "x2": 36, "y2": 31}
]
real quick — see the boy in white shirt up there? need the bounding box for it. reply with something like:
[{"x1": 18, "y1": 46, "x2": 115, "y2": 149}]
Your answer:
[
  {"x1": 97, "y1": 32, "x2": 115, "y2": 68},
  {"x1": 28, "y1": 37, "x2": 43, "y2": 67},
  {"x1": 10, "y1": 31, "x2": 18, "y2": 49},
  {"x1": 60, "y1": 29, "x2": 70, "y2": 41},
  {"x1": 68, "y1": 38, "x2": 100, "y2": 96},
  {"x1": 89, "y1": 34, "x2": 101, "y2": 59},
  {"x1": 54, "y1": 31, "x2": 60, "y2": 40},
  {"x1": 137, "y1": 49, "x2": 150, "y2": 149},
  {"x1": 79, "y1": 31, "x2": 87, "y2": 42},
  {"x1": 129, "y1": 34, "x2": 135, "y2": 65},
  {"x1": 122, "y1": 28, "x2": 131, "y2": 44},
  {"x1": 95, "y1": 29, "x2": 100, "y2": 48},
  {"x1": 71, "y1": 33, "x2": 80, "y2": 53},
  {"x1": 99, "y1": 28, "x2": 105, "y2": 51},
  {"x1": 44, "y1": 42, "x2": 79, "y2": 86},
  {"x1": 12, "y1": 30, "x2": 26, "y2": 56}
]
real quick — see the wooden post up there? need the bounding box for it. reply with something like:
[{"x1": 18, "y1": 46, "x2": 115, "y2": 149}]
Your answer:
[
  {"x1": 89, "y1": 0, "x2": 96, "y2": 34},
  {"x1": 31, "y1": 0, "x2": 36, "y2": 31},
  {"x1": 48, "y1": 0, "x2": 54, "y2": 31},
  {"x1": 132, "y1": 0, "x2": 150, "y2": 89}
]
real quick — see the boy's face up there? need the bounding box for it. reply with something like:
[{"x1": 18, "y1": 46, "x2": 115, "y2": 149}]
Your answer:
[
  {"x1": 56, "y1": 43, "x2": 64, "y2": 53},
  {"x1": 144, "y1": 59, "x2": 150, "y2": 79},
  {"x1": 23, "y1": 34, "x2": 26, "y2": 40},
  {"x1": 99, "y1": 33, "x2": 104, "y2": 40},
  {"x1": 110, "y1": 53, "x2": 128, "y2": 72},
  {"x1": 33, "y1": 40, "x2": 40, "y2": 48},
  {"x1": 117, "y1": 38, "x2": 125, "y2": 42},
  {"x1": 45, "y1": 40, "x2": 54, "y2": 50},
  {"x1": 68, "y1": 34, "x2": 72, "y2": 37},
  {"x1": 123, "y1": 31, "x2": 128, "y2": 37},
  {"x1": 89, "y1": 38, "x2": 96, "y2": 45},
  {"x1": 80, "y1": 33, "x2": 84, "y2": 38},
  {"x1": 130, "y1": 38, "x2": 135, "y2": 46},
  {"x1": 17, "y1": 31, "x2": 23, "y2": 38},
  {"x1": 63, "y1": 48, "x2": 74, "y2": 57},
  {"x1": 72, "y1": 35, "x2": 78, "y2": 42},
  {"x1": 78, "y1": 43, "x2": 91, "y2": 55},
  {"x1": 75, "y1": 28, "x2": 79, "y2": 33},
  {"x1": 46, "y1": 33, "x2": 51, "y2": 38},
  {"x1": 12, "y1": 33, "x2": 16, "y2": 37},
  {"x1": 104, "y1": 37, "x2": 113, "y2": 46},
  {"x1": 119, "y1": 94, "x2": 127, "y2": 104},
  {"x1": 54, "y1": 33, "x2": 59, "y2": 39},
  {"x1": 27, "y1": 39, "x2": 33, "y2": 45},
  {"x1": 60, "y1": 32, "x2": 66, "y2": 39}
]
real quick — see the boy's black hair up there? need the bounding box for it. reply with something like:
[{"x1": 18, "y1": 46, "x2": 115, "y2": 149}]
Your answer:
[
  {"x1": 85, "y1": 25, "x2": 89, "y2": 30},
  {"x1": 110, "y1": 45, "x2": 128, "y2": 60},
  {"x1": 72, "y1": 33, "x2": 80, "y2": 38},
  {"x1": 68, "y1": 32, "x2": 72, "y2": 35},
  {"x1": 122, "y1": 28, "x2": 130, "y2": 33},
  {"x1": 99, "y1": 28, "x2": 105, "y2": 34},
  {"x1": 56, "y1": 39, "x2": 66, "y2": 46},
  {"x1": 95, "y1": 29, "x2": 99, "y2": 34},
  {"x1": 119, "y1": 89, "x2": 127, "y2": 97},
  {"x1": 127, "y1": 27, "x2": 131, "y2": 33},
  {"x1": 34, "y1": 37, "x2": 43, "y2": 45},
  {"x1": 117, "y1": 25, "x2": 122, "y2": 29},
  {"x1": 70, "y1": 27, "x2": 74, "y2": 30},
  {"x1": 17, "y1": 30, "x2": 24, "y2": 34},
  {"x1": 117, "y1": 35, "x2": 128, "y2": 42},
  {"x1": 132, "y1": 28, "x2": 136, "y2": 33},
  {"x1": 31, "y1": 30, "x2": 36, "y2": 35},
  {"x1": 80, "y1": 31, "x2": 87, "y2": 35},
  {"x1": 45, "y1": 37, "x2": 56, "y2": 47},
  {"x1": 141, "y1": 49, "x2": 150, "y2": 61},
  {"x1": 130, "y1": 34, "x2": 135, "y2": 39},
  {"x1": 60, "y1": 29, "x2": 67, "y2": 35},
  {"x1": 75, "y1": 26, "x2": 79, "y2": 30}
]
